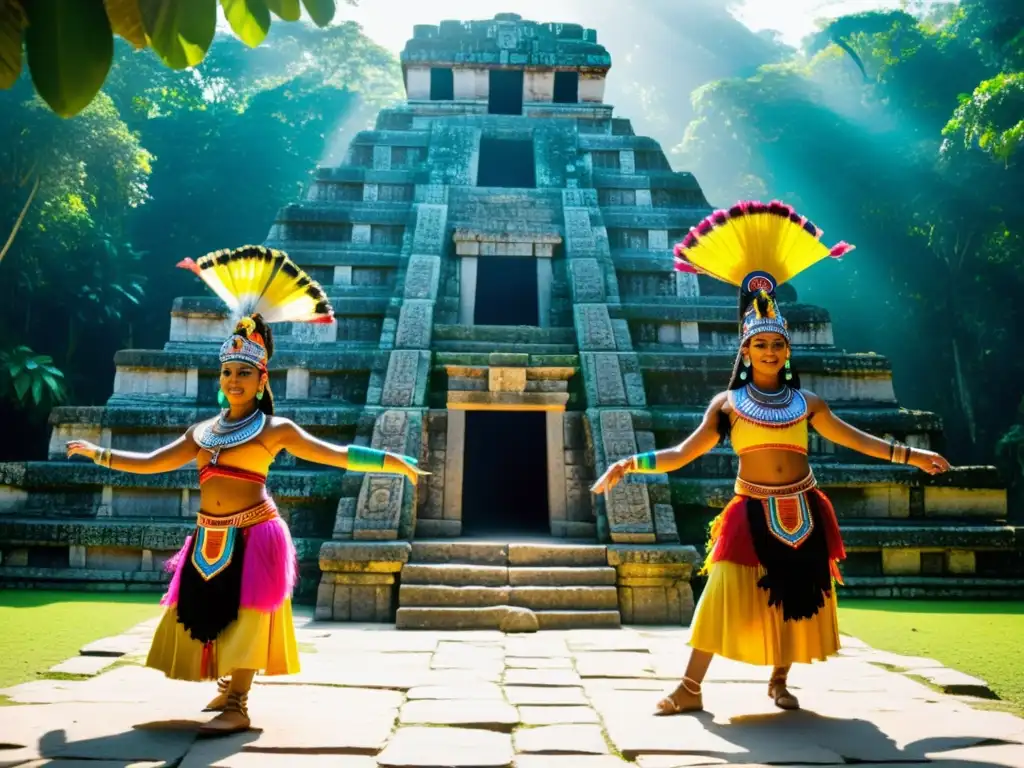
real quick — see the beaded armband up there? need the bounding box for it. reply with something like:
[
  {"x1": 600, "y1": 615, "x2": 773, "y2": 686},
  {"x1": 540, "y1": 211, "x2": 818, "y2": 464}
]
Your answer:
[{"x1": 631, "y1": 451, "x2": 659, "y2": 474}]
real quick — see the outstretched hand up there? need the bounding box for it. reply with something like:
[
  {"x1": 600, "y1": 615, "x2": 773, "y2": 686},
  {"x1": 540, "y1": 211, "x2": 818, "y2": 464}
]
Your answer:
[
  {"x1": 591, "y1": 458, "x2": 631, "y2": 495},
  {"x1": 66, "y1": 440, "x2": 100, "y2": 462},
  {"x1": 396, "y1": 457, "x2": 431, "y2": 485},
  {"x1": 909, "y1": 448, "x2": 951, "y2": 476}
]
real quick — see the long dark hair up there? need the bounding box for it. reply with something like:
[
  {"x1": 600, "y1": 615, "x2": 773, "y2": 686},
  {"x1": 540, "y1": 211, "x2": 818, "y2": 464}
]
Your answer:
[{"x1": 241, "y1": 313, "x2": 276, "y2": 416}]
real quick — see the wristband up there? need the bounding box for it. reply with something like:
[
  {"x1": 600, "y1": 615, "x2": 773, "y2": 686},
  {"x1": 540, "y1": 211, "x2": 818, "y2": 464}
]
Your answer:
[
  {"x1": 347, "y1": 445, "x2": 386, "y2": 472},
  {"x1": 93, "y1": 448, "x2": 112, "y2": 469},
  {"x1": 633, "y1": 451, "x2": 658, "y2": 473}
]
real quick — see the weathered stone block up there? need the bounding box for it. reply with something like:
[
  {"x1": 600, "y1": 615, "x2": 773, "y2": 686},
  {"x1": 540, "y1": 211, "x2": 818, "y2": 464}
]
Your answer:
[
  {"x1": 882, "y1": 549, "x2": 921, "y2": 576},
  {"x1": 488, "y1": 367, "x2": 527, "y2": 393},
  {"x1": 395, "y1": 299, "x2": 434, "y2": 349},
  {"x1": 947, "y1": 549, "x2": 976, "y2": 574}
]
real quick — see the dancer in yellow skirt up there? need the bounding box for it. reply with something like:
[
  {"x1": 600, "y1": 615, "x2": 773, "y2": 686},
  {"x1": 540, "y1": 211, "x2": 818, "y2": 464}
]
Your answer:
[
  {"x1": 67, "y1": 246, "x2": 425, "y2": 735},
  {"x1": 592, "y1": 201, "x2": 951, "y2": 715}
]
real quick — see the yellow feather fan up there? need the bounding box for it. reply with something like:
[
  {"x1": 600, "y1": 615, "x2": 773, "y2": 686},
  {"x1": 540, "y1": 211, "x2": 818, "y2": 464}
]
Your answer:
[
  {"x1": 673, "y1": 200, "x2": 854, "y2": 288},
  {"x1": 177, "y1": 246, "x2": 334, "y2": 325}
]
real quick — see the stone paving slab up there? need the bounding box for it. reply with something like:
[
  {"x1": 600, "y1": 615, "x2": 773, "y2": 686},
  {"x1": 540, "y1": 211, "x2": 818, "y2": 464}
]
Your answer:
[
  {"x1": 376, "y1": 727, "x2": 513, "y2": 767},
  {"x1": 47, "y1": 656, "x2": 119, "y2": 676},
  {"x1": 399, "y1": 699, "x2": 519, "y2": 730},
  {"x1": 514, "y1": 724, "x2": 609, "y2": 754},
  {"x1": 513, "y1": 758, "x2": 630, "y2": 768},
  {"x1": 5, "y1": 618, "x2": 1024, "y2": 768},
  {"x1": 518, "y1": 706, "x2": 601, "y2": 725}
]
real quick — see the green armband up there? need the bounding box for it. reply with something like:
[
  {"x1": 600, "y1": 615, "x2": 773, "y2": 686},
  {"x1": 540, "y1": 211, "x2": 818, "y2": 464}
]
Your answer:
[
  {"x1": 348, "y1": 445, "x2": 386, "y2": 472},
  {"x1": 634, "y1": 451, "x2": 658, "y2": 473}
]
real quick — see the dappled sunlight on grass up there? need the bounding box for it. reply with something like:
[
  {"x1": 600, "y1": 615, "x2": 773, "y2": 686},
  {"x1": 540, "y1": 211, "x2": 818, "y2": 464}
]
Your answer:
[
  {"x1": 0, "y1": 590, "x2": 161, "y2": 689},
  {"x1": 839, "y1": 600, "x2": 1024, "y2": 714}
]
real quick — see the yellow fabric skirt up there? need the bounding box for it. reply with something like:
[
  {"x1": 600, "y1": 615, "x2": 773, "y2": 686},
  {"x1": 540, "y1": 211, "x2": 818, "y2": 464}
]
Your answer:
[
  {"x1": 145, "y1": 600, "x2": 301, "y2": 681},
  {"x1": 689, "y1": 560, "x2": 840, "y2": 667}
]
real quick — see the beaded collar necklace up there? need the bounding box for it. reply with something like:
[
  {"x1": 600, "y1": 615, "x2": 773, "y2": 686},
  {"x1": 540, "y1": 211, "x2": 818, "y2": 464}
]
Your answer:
[
  {"x1": 194, "y1": 408, "x2": 266, "y2": 464},
  {"x1": 729, "y1": 384, "x2": 807, "y2": 427}
]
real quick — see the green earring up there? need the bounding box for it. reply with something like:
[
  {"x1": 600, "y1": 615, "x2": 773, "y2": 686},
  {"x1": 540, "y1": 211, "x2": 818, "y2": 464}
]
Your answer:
[
  {"x1": 256, "y1": 390, "x2": 264, "y2": 401},
  {"x1": 784, "y1": 359, "x2": 793, "y2": 381},
  {"x1": 217, "y1": 390, "x2": 228, "y2": 408}
]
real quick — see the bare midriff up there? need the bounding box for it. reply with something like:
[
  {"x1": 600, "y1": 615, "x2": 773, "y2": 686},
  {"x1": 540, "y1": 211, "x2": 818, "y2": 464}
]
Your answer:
[
  {"x1": 196, "y1": 440, "x2": 275, "y2": 516},
  {"x1": 736, "y1": 449, "x2": 811, "y2": 487}
]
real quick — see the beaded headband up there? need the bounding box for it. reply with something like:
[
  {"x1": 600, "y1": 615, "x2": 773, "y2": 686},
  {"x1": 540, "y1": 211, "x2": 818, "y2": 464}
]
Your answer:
[{"x1": 219, "y1": 317, "x2": 268, "y2": 372}]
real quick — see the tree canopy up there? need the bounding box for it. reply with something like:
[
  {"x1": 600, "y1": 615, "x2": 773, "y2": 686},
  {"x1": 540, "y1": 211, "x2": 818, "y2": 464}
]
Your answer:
[{"x1": 0, "y1": 0, "x2": 348, "y2": 117}]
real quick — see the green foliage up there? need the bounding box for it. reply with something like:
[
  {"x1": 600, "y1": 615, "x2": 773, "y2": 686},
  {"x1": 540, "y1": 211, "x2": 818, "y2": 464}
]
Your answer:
[
  {"x1": 0, "y1": 0, "x2": 347, "y2": 117},
  {"x1": 0, "y1": 346, "x2": 66, "y2": 409},
  {"x1": 944, "y1": 72, "x2": 1024, "y2": 164},
  {"x1": 674, "y1": 0, "x2": 1023, "y2": 463},
  {"x1": 24, "y1": 0, "x2": 115, "y2": 118}
]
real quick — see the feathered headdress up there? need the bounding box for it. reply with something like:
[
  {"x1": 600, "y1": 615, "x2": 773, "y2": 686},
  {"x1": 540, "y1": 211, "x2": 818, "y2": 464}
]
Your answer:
[
  {"x1": 673, "y1": 200, "x2": 854, "y2": 343},
  {"x1": 177, "y1": 245, "x2": 334, "y2": 371}
]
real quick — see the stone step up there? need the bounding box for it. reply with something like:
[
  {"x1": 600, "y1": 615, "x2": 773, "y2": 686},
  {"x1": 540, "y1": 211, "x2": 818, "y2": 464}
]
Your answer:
[
  {"x1": 432, "y1": 341, "x2": 578, "y2": 355},
  {"x1": 395, "y1": 606, "x2": 621, "y2": 631},
  {"x1": 510, "y1": 586, "x2": 619, "y2": 611},
  {"x1": 433, "y1": 325, "x2": 577, "y2": 344},
  {"x1": 410, "y1": 540, "x2": 508, "y2": 565},
  {"x1": 400, "y1": 584, "x2": 509, "y2": 607},
  {"x1": 400, "y1": 563, "x2": 507, "y2": 587},
  {"x1": 508, "y1": 566, "x2": 617, "y2": 587},
  {"x1": 536, "y1": 610, "x2": 622, "y2": 630},
  {"x1": 399, "y1": 584, "x2": 619, "y2": 611},
  {"x1": 508, "y1": 543, "x2": 608, "y2": 568},
  {"x1": 396, "y1": 606, "x2": 506, "y2": 630}
]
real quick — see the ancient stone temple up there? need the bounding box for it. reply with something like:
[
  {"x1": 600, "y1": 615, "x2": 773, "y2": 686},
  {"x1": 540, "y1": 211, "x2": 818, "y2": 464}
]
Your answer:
[{"x1": 1, "y1": 14, "x2": 1020, "y2": 628}]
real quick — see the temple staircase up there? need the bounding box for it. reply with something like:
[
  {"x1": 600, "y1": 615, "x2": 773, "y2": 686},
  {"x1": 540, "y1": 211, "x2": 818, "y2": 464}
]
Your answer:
[{"x1": 395, "y1": 540, "x2": 622, "y2": 630}]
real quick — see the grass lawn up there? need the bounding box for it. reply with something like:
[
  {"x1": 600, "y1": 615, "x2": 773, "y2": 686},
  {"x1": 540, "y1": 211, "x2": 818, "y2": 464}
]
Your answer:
[
  {"x1": 838, "y1": 599, "x2": 1024, "y2": 714},
  {"x1": 0, "y1": 590, "x2": 161, "y2": 690}
]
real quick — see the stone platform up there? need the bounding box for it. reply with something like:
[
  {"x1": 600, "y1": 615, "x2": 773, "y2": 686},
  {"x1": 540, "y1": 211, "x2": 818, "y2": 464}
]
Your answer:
[{"x1": 1, "y1": 612, "x2": 1023, "y2": 767}]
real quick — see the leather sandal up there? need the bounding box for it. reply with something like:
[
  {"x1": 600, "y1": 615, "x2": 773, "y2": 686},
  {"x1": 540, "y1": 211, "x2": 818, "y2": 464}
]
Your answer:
[
  {"x1": 203, "y1": 677, "x2": 231, "y2": 712},
  {"x1": 655, "y1": 676, "x2": 704, "y2": 716},
  {"x1": 768, "y1": 675, "x2": 800, "y2": 710},
  {"x1": 199, "y1": 691, "x2": 251, "y2": 736}
]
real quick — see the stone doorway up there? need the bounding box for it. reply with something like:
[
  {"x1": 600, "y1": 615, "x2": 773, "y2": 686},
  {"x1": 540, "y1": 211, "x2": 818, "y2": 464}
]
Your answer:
[
  {"x1": 475, "y1": 256, "x2": 539, "y2": 325},
  {"x1": 488, "y1": 69, "x2": 524, "y2": 115},
  {"x1": 461, "y1": 410, "x2": 549, "y2": 535},
  {"x1": 477, "y1": 138, "x2": 536, "y2": 188}
]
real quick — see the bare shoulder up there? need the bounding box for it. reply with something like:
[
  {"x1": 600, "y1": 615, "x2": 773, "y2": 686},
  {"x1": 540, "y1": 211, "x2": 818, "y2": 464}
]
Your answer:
[
  {"x1": 264, "y1": 415, "x2": 299, "y2": 436},
  {"x1": 707, "y1": 391, "x2": 731, "y2": 416},
  {"x1": 799, "y1": 389, "x2": 828, "y2": 414}
]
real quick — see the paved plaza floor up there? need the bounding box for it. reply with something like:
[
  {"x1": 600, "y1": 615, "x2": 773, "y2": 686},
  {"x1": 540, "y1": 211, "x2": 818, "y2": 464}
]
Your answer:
[{"x1": 2, "y1": 610, "x2": 1023, "y2": 767}]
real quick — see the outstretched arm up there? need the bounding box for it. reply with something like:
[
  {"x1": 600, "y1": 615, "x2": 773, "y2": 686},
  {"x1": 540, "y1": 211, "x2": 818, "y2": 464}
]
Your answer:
[
  {"x1": 806, "y1": 392, "x2": 950, "y2": 475},
  {"x1": 66, "y1": 427, "x2": 200, "y2": 474},
  {"x1": 271, "y1": 420, "x2": 426, "y2": 483},
  {"x1": 591, "y1": 393, "x2": 726, "y2": 494}
]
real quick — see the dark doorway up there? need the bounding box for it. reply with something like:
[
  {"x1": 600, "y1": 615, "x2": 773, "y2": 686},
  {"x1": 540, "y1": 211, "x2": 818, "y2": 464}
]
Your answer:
[
  {"x1": 430, "y1": 68, "x2": 454, "y2": 100},
  {"x1": 462, "y1": 411, "x2": 549, "y2": 535},
  {"x1": 475, "y1": 256, "x2": 538, "y2": 325},
  {"x1": 553, "y1": 71, "x2": 579, "y2": 103},
  {"x1": 477, "y1": 138, "x2": 536, "y2": 188},
  {"x1": 489, "y1": 69, "x2": 524, "y2": 115}
]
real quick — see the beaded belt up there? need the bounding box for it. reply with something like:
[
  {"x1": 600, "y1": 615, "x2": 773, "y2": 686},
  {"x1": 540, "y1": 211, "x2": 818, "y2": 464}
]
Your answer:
[
  {"x1": 191, "y1": 500, "x2": 278, "y2": 581},
  {"x1": 735, "y1": 472, "x2": 818, "y2": 549},
  {"x1": 734, "y1": 471, "x2": 817, "y2": 499},
  {"x1": 197, "y1": 499, "x2": 278, "y2": 529}
]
